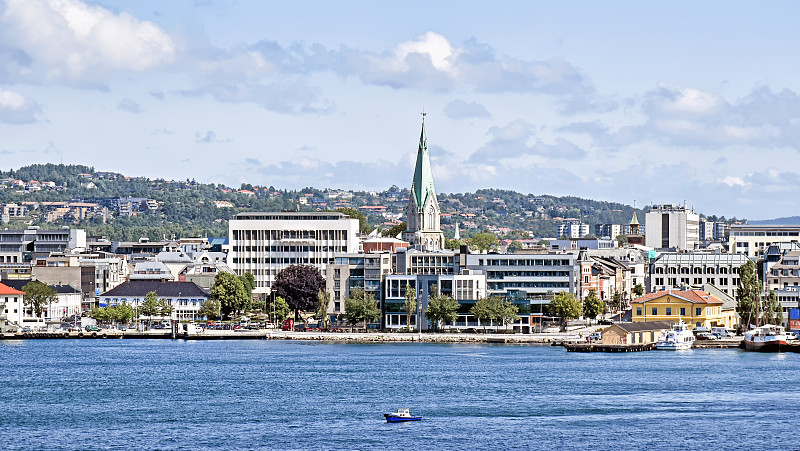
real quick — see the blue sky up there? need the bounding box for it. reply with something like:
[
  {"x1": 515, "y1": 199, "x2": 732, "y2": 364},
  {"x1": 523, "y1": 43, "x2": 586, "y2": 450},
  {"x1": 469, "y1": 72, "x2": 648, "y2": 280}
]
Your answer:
[{"x1": 1, "y1": 0, "x2": 799, "y2": 220}]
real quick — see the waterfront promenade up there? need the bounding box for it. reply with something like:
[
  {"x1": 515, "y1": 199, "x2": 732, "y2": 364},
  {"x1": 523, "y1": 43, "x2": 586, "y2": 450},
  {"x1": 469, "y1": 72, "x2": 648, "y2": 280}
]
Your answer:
[{"x1": 2, "y1": 327, "x2": 746, "y2": 347}]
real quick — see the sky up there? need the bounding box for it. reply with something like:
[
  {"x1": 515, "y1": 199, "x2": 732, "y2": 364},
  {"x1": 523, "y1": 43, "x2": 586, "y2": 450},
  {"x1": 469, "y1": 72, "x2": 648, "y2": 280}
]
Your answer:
[{"x1": 1, "y1": 0, "x2": 799, "y2": 221}]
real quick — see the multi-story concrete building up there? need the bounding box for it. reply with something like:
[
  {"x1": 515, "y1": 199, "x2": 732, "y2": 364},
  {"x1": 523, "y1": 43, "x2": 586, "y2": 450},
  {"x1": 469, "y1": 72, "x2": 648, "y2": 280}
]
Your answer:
[
  {"x1": 649, "y1": 252, "x2": 749, "y2": 297},
  {"x1": 558, "y1": 221, "x2": 589, "y2": 238},
  {"x1": 595, "y1": 224, "x2": 622, "y2": 239},
  {"x1": 766, "y1": 251, "x2": 800, "y2": 292},
  {"x1": 0, "y1": 226, "x2": 86, "y2": 263},
  {"x1": 729, "y1": 224, "x2": 800, "y2": 259},
  {"x1": 326, "y1": 252, "x2": 392, "y2": 324},
  {"x1": 228, "y1": 211, "x2": 360, "y2": 298},
  {"x1": 465, "y1": 251, "x2": 577, "y2": 332},
  {"x1": 644, "y1": 204, "x2": 700, "y2": 250}
]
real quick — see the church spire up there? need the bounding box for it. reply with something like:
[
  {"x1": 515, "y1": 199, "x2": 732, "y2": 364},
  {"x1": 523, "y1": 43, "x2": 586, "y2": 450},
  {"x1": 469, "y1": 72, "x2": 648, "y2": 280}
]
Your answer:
[
  {"x1": 404, "y1": 113, "x2": 444, "y2": 251},
  {"x1": 411, "y1": 113, "x2": 436, "y2": 213}
]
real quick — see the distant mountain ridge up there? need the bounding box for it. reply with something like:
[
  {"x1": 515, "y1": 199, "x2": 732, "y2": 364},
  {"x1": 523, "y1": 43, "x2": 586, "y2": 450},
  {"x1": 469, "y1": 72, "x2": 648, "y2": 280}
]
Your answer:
[{"x1": 749, "y1": 216, "x2": 800, "y2": 225}]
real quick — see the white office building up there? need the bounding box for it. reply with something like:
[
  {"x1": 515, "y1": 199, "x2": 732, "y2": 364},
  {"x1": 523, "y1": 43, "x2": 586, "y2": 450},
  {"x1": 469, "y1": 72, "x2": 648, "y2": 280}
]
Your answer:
[
  {"x1": 644, "y1": 205, "x2": 700, "y2": 250},
  {"x1": 228, "y1": 212, "x2": 360, "y2": 297}
]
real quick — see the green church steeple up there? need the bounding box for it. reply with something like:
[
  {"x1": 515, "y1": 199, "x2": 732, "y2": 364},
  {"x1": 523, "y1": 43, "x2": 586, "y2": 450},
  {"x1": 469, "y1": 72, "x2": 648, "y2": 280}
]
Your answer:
[{"x1": 411, "y1": 114, "x2": 437, "y2": 212}]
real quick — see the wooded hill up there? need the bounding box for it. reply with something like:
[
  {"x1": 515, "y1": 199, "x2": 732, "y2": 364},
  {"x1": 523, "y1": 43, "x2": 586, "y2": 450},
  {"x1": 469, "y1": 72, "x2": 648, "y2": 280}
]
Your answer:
[{"x1": 0, "y1": 164, "x2": 735, "y2": 241}]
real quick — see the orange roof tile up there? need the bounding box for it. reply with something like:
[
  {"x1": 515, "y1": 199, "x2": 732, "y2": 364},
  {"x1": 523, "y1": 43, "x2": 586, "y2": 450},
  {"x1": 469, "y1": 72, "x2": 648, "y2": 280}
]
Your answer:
[
  {"x1": 631, "y1": 289, "x2": 722, "y2": 305},
  {"x1": 0, "y1": 282, "x2": 24, "y2": 295}
]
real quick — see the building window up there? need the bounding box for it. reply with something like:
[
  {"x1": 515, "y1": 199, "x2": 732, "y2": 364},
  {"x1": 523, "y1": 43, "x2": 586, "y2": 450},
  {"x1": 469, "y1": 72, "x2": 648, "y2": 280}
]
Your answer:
[
  {"x1": 696, "y1": 307, "x2": 702, "y2": 316},
  {"x1": 666, "y1": 308, "x2": 672, "y2": 316},
  {"x1": 652, "y1": 307, "x2": 658, "y2": 316},
  {"x1": 636, "y1": 307, "x2": 642, "y2": 316},
  {"x1": 680, "y1": 308, "x2": 686, "y2": 316}
]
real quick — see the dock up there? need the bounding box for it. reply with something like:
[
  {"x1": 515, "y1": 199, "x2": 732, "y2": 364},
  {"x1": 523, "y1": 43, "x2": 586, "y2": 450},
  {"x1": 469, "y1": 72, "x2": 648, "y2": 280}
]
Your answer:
[{"x1": 565, "y1": 343, "x2": 655, "y2": 352}]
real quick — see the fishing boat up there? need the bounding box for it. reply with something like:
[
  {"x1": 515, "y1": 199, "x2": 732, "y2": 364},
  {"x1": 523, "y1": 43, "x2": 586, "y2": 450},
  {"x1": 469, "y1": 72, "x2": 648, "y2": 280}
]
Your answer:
[
  {"x1": 655, "y1": 319, "x2": 695, "y2": 350},
  {"x1": 384, "y1": 408, "x2": 422, "y2": 423},
  {"x1": 743, "y1": 324, "x2": 788, "y2": 352}
]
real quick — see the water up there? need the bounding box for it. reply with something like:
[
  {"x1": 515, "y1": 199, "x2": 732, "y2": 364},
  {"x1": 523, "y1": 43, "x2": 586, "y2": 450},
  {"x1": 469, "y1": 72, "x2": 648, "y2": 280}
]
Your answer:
[{"x1": 1, "y1": 339, "x2": 798, "y2": 450}]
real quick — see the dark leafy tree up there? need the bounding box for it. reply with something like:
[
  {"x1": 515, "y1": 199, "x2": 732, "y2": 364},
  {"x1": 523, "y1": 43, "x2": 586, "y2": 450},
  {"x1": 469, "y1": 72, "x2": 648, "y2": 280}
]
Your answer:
[
  {"x1": 22, "y1": 281, "x2": 57, "y2": 319},
  {"x1": 424, "y1": 286, "x2": 459, "y2": 330},
  {"x1": 198, "y1": 299, "x2": 221, "y2": 320},
  {"x1": 736, "y1": 260, "x2": 760, "y2": 328},
  {"x1": 139, "y1": 291, "x2": 160, "y2": 323},
  {"x1": 582, "y1": 289, "x2": 605, "y2": 324},
  {"x1": 335, "y1": 207, "x2": 371, "y2": 234},
  {"x1": 404, "y1": 284, "x2": 416, "y2": 332},
  {"x1": 210, "y1": 272, "x2": 251, "y2": 319},
  {"x1": 547, "y1": 292, "x2": 582, "y2": 330},
  {"x1": 272, "y1": 265, "x2": 325, "y2": 315},
  {"x1": 383, "y1": 222, "x2": 406, "y2": 238},
  {"x1": 344, "y1": 288, "x2": 381, "y2": 331}
]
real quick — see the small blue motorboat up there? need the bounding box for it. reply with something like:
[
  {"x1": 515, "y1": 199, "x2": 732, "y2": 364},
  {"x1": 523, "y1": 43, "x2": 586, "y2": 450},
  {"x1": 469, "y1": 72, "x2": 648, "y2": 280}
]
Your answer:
[{"x1": 384, "y1": 408, "x2": 422, "y2": 423}]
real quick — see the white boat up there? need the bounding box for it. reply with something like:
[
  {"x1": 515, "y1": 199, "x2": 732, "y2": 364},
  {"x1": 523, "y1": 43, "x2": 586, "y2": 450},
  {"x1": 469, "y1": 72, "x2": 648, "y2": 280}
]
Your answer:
[
  {"x1": 655, "y1": 319, "x2": 695, "y2": 350},
  {"x1": 743, "y1": 324, "x2": 788, "y2": 352}
]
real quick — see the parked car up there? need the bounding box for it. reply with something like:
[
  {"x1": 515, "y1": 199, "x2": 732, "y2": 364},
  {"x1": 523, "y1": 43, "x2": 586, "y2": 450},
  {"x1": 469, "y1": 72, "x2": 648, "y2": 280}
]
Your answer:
[
  {"x1": 598, "y1": 319, "x2": 613, "y2": 325},
  {"x1": 85, "y1": 325, "x2": 100, "y2": 332},
  {"x1": 695, "y1": 332, "x2": 717, "y2": 340},
  {"x1": 588, "y1": 332, "x2": 602, "y2": 342}
]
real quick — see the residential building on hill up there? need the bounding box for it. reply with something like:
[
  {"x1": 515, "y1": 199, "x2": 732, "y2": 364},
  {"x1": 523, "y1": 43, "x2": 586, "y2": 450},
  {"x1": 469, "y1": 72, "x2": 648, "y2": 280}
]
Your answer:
[{"x1": 0, "y1": 227, "x2": 86, "y2": 264}]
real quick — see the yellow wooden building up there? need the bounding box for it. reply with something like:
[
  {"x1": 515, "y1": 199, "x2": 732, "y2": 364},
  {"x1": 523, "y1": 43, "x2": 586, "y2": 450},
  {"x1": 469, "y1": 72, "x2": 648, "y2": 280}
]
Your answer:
[{"x1": 630, "y1": 289, "x2": 731, "y2": 329}]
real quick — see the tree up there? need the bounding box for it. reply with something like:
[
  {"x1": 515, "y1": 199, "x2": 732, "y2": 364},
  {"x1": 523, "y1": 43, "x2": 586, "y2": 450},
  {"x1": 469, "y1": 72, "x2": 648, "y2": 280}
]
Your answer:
[
  {"x1": 762, "y1": 290, "x2": 782, "y2": 326},
  {"x1": 493, "y1": 297, "x2": 520, "y2": 329},
  {"x1": 632, "y1": 283, "x2": 645, "y2": 297},
  {"x1": 158, "y1": 298, "x2": 174, "y2": 320},
  {"x1": 736, "y1": 260, "x2": 760, "y2": 328},
  {"x1": 210, "y1": 272, "x2": 251, "y2": 319},
  {"x1": 507, "y1": 240, "x2": 523, "y2": 253},
  {"x1": 344, "y1": 288, "x2": 381, "y2": 331},
  {"x1": 582, "y1": 289, "x2": 604, "y2": 325},
  {"x1": 90, "y1": 306, "x2": 110, "y2": 323},
  {"x1": 198, "y1": 299, "x2": 221, "y2": 320},
  {"x1": 239, "y1": 272, "x2": 256, "y2": 295},
  {"x1": 424, "y1": 286, "x2": 460, "y2": 331},
  {"x1": 114, "y1": 304, "x2": 136, "y2": 324},
  {"x1": 612, "y1": 291, "x2": 624, "y2": 313},
  {"x1": 547, "y1": 292, "x2": 582, "y2": 330},
  {"x1": 383, "y1": 222, "x2": 406, "y2": 238},
  {"x1": 469, "y1": 232, "x2": 499, "y2": 252},
  {"x1": 404, "y1": 284, "x2": 416, "y2": 332},
  {"x1": 336, "y1": 207, "x2": 371, "y2": 234},
  {"x1": 317, "y1": 289, "x2": 331, "y2": 329},
  {"x1": 22, "y1": 281, "x2": 57, "y2": 319},
  {"x1": 272, "y1": 265, "x2": 325, "y2": 317},
  {"x1": 470, "y1": 296, "x2": 518, "y2": 331},
  {"x1": 268, "y1": 296, "x2": 291, "y2": 324},
  {"x1": 140, "y1": 291, "x2": 160, "y2": 324}
]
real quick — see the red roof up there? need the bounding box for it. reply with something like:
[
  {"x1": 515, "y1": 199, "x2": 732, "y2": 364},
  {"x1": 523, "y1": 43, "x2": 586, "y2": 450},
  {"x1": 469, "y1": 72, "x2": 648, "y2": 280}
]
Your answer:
[
  {"x1": 0, "y1": 282, "x2": 24, "y2": 295},
  {"x1": 631, "y1": 289, "x2": 723, "y2": 305}
]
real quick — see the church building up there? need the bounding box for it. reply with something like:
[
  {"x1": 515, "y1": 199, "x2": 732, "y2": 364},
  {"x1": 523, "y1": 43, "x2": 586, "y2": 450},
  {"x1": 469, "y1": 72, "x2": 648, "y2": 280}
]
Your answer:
[{"x1": 403, "y1": 115, "x2": 445, "y2": 251}]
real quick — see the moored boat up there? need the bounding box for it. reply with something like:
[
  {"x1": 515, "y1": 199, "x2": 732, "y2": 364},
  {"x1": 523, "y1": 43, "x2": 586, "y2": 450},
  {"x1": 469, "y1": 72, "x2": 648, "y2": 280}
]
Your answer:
[
  {"x1": 743, "y1": 324, "x2": 787, "y2": 352},
  {"x1": 384, "y1": 408, "x2": 422, "y2": 422},
  {"x1": 655, "y1": 319, "x2": 695, "y2": 350}
]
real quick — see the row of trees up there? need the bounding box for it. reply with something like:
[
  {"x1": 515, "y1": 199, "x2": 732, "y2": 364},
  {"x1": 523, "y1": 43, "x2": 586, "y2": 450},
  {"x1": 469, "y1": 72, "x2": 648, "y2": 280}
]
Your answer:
[{"x1": 90, "y1": 291, "x2": 174, "y2": 324}]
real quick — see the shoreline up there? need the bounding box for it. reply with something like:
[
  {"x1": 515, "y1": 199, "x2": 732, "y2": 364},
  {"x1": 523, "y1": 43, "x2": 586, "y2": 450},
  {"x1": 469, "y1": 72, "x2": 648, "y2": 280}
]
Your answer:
[{"x1": 1, "y1": 329, "x2": 745, "y2": 347}]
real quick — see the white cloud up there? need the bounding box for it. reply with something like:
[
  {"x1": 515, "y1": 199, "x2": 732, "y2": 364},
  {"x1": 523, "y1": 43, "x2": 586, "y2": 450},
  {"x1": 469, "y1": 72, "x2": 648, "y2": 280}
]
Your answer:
[
  {"x1": 718, "y1": 176, "x2": 749, "y2": 188},
  {"x1": 443, "y1": 99, "x2": 491, "y2": 120},
  {"x1": 0, "y1": 0, "x2": 176, "y2": 82},
  {"x1": 468, "y1": 120, "x2": 586, "y2": 163},
  {"x1": 0, "y1": 89, "x2": 41, "y2": 124},
  {"x1": 117, "y1": 98, "x2": 143, "y2": 114}
]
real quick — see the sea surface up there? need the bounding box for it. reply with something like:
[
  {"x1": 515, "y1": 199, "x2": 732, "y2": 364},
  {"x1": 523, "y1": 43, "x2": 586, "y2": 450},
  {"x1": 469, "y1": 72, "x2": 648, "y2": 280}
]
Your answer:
[{"x1": 1, "y1": 339, "x2": 798, "y2": 450}]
